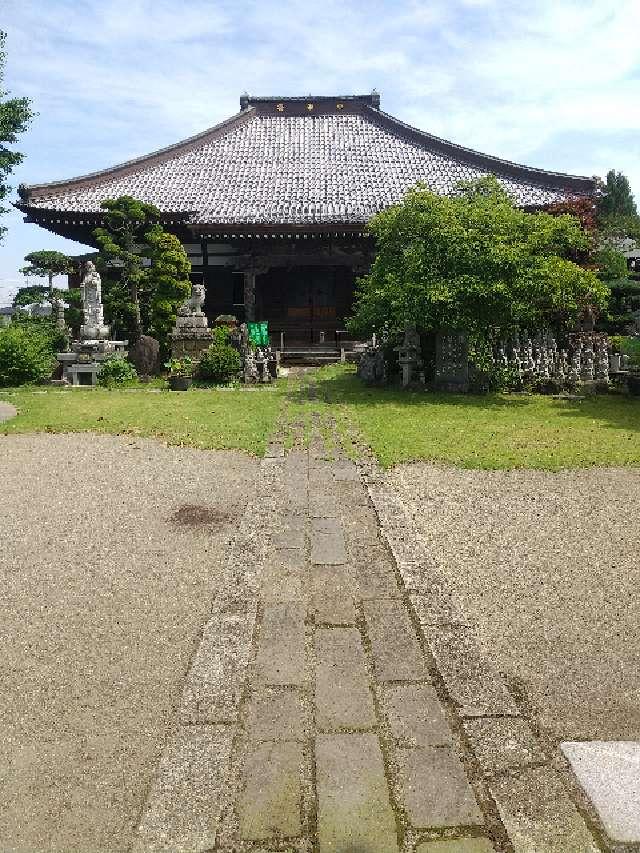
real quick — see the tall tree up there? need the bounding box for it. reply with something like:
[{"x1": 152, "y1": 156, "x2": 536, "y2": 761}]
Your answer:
[
  {"x1": 348, "y1": 177, "x2": 608, "y2": 361},
  {"x1": 598, "y1": 170, "x2": 637, "y2": 218},
  {"x1": 0, "y1": 31, "x2": 34, "y2": 243},
  {"x1": 93, "y1": 195, "x2": 162, "y2": 339},
  {"x1": 94, "y1": 195, "x2": 191, "y2": 346},
  {"x1": 145, "y1": 226, "x2": 191, "y2": 344}
]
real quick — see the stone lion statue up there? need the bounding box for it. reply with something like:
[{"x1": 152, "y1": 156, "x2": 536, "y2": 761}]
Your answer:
[{"x1": 178, "y1": 282, "x2": 206, "y2": 316}]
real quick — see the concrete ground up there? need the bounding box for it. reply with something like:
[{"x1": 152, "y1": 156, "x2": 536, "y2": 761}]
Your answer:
[
  {"x1": 0, "y1": 433, "x2": 257, "y2": 853},
  {"x1": 387, "y1": 464, "x2": 640, "y2": 744}
]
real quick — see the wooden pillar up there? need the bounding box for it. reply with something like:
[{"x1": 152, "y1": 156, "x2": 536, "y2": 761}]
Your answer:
[{"x1": 243, "y1": 270, "x2": 256, "y2": 322}]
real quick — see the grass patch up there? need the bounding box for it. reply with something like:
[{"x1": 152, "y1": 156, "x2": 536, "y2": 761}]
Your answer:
[
  {"x1": 1, "y1": 383, "x2": 283, "y2": 456},
  {"x1": 314, "y1": 365, "x2": 640, "y2": 470},
  {"x1": 3, "y1": 367, "x2": 639, "y2": 469}
]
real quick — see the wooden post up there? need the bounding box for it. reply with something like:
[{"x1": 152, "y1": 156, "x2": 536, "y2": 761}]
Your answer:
[{"x1": 243, "y1": 270, "x2": 256, "y2": 322}]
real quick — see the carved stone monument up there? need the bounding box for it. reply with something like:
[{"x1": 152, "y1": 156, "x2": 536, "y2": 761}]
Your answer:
[
  {"x1": 56, "y1": 262, "x2": 128, "y2": 386},
  {"x1": 434, "y1": 331, "x2": 470, "y2": 392},
  {"x1": 357, "y1": 345, "x2": 387, "y2": 385},
  {"x1": 170, "y1": 282, "x2": 213, "y2": 359}
]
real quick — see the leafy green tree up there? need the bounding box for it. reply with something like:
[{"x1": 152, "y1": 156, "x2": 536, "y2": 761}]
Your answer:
[
  {"x1": 0, "y1": 31, "x2": 34, "y2": 244},
  {"x1": 348, "y1": 177, "x2": 608, "y2": 362},
  {"x1": 598, "y1": 170, "x2": 637, "y2": 218},
  {"x1": 145, "y1": 226, "x2": 191, "y2": 344},
  {"x1": 93, "y1": 195, "x2": 162, "y2": 339}
]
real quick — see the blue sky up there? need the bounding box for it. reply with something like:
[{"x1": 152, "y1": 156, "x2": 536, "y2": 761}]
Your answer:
[{"x1": 1, "y1": 0, "x2": 639, "y2": 304}]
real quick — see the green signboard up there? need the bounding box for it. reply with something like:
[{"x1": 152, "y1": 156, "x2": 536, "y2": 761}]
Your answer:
[{"x1": 247, "y1": 321, "x2": 269, "y2": 346}]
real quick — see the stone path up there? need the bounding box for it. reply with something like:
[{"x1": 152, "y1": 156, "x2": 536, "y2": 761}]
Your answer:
[{"x1": 131, "y1": 383, "x2": 607, "y2": 853}]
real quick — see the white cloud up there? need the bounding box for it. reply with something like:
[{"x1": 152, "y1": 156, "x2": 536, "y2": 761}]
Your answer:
[{"x1": 0, "y1": 0, "x2": 638, "y2": 302}]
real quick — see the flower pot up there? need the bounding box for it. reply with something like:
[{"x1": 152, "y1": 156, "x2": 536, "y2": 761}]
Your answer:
[
  {"x1": 168, "y1": 375, "x2": 192, "y2": 391},
  {"x1": 627, "y1": 373, "x2": 640, "y2": 397}
]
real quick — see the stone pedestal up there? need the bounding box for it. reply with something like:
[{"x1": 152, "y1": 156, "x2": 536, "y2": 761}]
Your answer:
[
  {"x1": 58, "y1": 339, "x2": 128, "y2": 386},
  {"x1": 170, "y1": 283, "x2": 213, "y2": 360}
]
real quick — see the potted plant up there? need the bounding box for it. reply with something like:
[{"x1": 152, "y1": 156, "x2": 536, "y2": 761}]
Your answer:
[{"x1": 164, "y1": 356, "x2": 193, "y2": 391}]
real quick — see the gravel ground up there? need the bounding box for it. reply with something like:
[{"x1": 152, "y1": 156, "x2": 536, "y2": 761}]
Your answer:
[
  {"x1": 0, "y1": 433, "x2": 257, "y2": 853},
  {"x1": 388, "y1": 463, "x2": 640, "y2": 744}
]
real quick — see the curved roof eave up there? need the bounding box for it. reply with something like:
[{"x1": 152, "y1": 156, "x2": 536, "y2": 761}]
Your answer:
[
  {"x1": 18, "y1": 106, "x2": 255, "y2": 202},
  {"x1": 364, "y1": 105, "x2": 596, "y2": 193}
]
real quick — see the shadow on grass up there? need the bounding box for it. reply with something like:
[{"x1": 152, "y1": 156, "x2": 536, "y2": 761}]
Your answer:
[
  {"x1": 313, "y1": 365, "x2": 640, "y2": 437},
  {"x1": 313, "y1": 367, "x2": 530, "y2": 410},
  {"x1": 556, "y1": 392, "x2": 640, "y2": 434}
]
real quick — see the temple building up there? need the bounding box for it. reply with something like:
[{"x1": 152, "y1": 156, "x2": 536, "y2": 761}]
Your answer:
[{"x1": 18, "y1": 92, "x2": 596, "y2": 348}]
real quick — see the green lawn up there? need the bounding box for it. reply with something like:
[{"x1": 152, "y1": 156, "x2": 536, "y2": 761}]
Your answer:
[
  {"x1": 1, "y1": 383, "x2": 283, "y2": 456},
  {"x1": 2, "y1": 368, "x2": 640, "y2": 468},
  {"x1": 315, "y1": 365, "x2": 640, "y2": 470}
]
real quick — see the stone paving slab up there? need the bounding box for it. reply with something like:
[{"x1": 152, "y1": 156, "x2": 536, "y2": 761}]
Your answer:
[
  {"x1": 395, "y1": 746, "x2": 483, "y2": 829},
  {"x1": 238, "y1": 741, "x2": 303, "y2": 840},
  {"x1": 308, "y1": 490, "x2": 340, "y2": 518},
  {"x1": 311, "y1": 530, "x2": 347, "y2": 565},
  {"x1": 315, "y1": 628, "x2": 376, "y2": 730},
  {"x1": 255, "y1": 602, "x2": 306, "y2": 686},
  {"x1": 246, "y1": 689, "x2": 307, "y2": 742},
  {"x1": 331, "y1": 462, "x2": 360, "y2": 481},
  {"x1": 260, "y1": 551, "x2": 309, "y2": 602},
  {"x1": 561, "y1": 741, "x2": 640, "y2": 842},
  {"x1": 363, "y1": 598, "x2": 428, "y2": 681},
  {"x1": 315, "y1": 733, "x2": 399, "y2": 853},
  {"x1": 382, "y1": 683, "x2": 454, "y2": 747},
  {"x1": 308, "y1": 564, "x2": 358, "y2": 625},
  {"x1": 416, "y1": 839, "x2": 496, "y2": 852},
  {"x1": 311, "y1": 517, "x2": 341, "y2": 534},
  {"x1": 133, "y1": 725, "x2": 233, "y2": 853},
  {"x1": 488, "y1": 766, "x2": 600, "y2": 853}
]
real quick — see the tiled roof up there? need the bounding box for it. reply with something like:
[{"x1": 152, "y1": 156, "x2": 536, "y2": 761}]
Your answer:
[{"x1": 19, "y1": 94, "x2": 595, "y2": 227}]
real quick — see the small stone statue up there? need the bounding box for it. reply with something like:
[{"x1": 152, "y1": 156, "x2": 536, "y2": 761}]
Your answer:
[{"x1": 80, "y1": 260, "x2": 110, "y2": 340}]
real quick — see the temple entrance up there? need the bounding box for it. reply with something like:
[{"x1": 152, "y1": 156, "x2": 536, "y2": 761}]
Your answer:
[{"x1": 257, "y1": 266, "x2": 355, "y2": 347}]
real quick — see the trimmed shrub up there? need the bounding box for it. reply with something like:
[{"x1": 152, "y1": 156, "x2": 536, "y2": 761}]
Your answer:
[
  {"x1": 0, "y1": 323, "x2": 56, "y2": 386},
  {"x1": 97, "y1": 356, "x2": 138, "y2": 387},
  {"x1": 197, "y1": 340, "x2": 241, "y2": 384}
]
